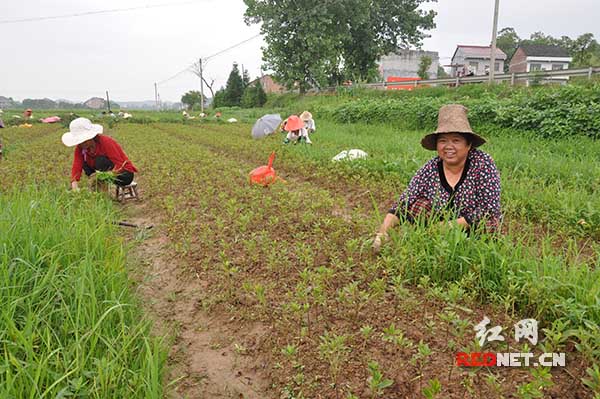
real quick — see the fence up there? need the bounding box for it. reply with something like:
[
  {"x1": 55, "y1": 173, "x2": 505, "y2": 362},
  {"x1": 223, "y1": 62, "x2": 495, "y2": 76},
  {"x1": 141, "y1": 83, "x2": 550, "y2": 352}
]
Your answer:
[{"x1": 343, "y1": 66, "x2": 600, "y2": 90}]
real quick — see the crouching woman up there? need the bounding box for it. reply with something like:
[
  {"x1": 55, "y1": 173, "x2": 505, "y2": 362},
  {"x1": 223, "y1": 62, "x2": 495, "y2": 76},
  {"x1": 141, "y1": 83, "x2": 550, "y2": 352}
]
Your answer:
[
  {"x1": 373, "y1": 104, "x2": 502, "y2": 253},
  {"x1": 62, "y1": 117, "x2": 138, "y2": 190}
]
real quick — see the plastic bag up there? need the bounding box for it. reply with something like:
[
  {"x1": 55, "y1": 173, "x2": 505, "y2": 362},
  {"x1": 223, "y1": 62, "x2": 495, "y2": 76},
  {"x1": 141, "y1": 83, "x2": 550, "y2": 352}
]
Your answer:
[
  {"x1": 332, "y1": 149, "x2": 368, "y2": 161},
  {"x1": 249, "y1": 152, "x2": 283, "y2": 186}
]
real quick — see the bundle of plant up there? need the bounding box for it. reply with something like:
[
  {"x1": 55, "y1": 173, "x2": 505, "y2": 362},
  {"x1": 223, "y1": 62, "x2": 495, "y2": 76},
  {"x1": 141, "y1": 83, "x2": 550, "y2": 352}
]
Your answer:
[
  {"x1": 95, "y1": 170, "x2": 117, "y2": 183},
  {"x1": 90, "y1": 171, "x2": 116, "y2": 193}
]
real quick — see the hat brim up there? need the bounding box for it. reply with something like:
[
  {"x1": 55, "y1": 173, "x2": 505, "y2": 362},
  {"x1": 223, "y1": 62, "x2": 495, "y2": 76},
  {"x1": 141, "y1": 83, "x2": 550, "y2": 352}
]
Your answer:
[
  {"x1": 284, "y1": 120, "x2": 304, "y2": 131},
  {"x1": 421, "y1": 132, "x2": 486, "y2": 151},
  {"x1": 61, "y1": 124, "x2": 103, "y2": 147},
  {"x1": 300, "y1": 112, "x2": 312, "y2": 121}
]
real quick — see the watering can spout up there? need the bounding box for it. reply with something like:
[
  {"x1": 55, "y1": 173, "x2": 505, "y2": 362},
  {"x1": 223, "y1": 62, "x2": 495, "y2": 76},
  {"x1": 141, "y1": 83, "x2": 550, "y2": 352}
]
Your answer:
[
  {"x1": 267, "y1": 151, "x2": 276, "y2": 168},
  {"x1": 249, "y1": 152, "x2": 284, "y2": 186}
]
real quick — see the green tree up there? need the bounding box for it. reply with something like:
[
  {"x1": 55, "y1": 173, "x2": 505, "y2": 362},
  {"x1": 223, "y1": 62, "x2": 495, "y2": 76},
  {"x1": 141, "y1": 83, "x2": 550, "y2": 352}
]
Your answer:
[
  {"x1": 212, "y1": 88, "x2": 226, "y2": 109},
  {"x1": 180, "y1": 90, "x2": 203, "y2": 110},
  {"x1": 417, "y1": 56, "x2": 432, "y2": 80},
  {"x1": 243, "y1": 0, "x2": 436, "y2": 92},
  {"x1": 242, "y1": 69, "x2": 251, "y2": 88},
  {"x1": 570, "y1": 33, "x2": 600, "y2": 67},
  {"x1": 437, "y1": 66, "x2": 449, "y2": 79},
  {"x1": 22, "y1": 98, "x2": 57, "y2": 109},
  {"x1": 496, "y1": 27, "x2": 520, "y2": 61},
  {"x1": 223, "y1": 63, "x2": 245, "y2": 106},
  {"x1": 241, "y1": 81, "x2": 267, "y2": 108},
  {"x1": 341, "y1": 1, "x2": 436, "y2": 82}
]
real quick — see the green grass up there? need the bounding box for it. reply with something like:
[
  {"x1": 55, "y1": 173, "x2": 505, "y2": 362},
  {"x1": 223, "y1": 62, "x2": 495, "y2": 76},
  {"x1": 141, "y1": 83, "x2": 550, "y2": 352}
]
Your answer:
[{"x1": 0, "y1": 186, "x2": 166, "y2": 398}]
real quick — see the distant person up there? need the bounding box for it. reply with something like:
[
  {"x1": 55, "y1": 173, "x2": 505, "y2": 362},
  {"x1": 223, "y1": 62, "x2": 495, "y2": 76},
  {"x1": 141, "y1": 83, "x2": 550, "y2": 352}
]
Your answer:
[
  {"x1": 300, "y1": 111, "x2": 316, "y2": 134},
  {"x1": 372, "y1": 104, "x2": 502, "y2": 254},
  {"x1": 61, "y1": 117, "x2": 137, "y2": 191},
  {"x1": 283, "y1": 115, "x2": 311, "y2": 144},
  {"x1": 23, "y1": 109, "x2": 32, "y2": 119}
]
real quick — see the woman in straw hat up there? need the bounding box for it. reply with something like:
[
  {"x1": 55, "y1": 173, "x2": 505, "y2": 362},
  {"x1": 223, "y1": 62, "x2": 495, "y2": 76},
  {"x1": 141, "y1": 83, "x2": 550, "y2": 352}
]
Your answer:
[
  {"x1": 300, "y1": 111, "x2": 316, "y2": 134},
  {"x1": 372, "y1": 104, "x2": 502, "y2": 254},
  {"x1": 62, "y1": 117, "x2": 137, "y2": 191}
]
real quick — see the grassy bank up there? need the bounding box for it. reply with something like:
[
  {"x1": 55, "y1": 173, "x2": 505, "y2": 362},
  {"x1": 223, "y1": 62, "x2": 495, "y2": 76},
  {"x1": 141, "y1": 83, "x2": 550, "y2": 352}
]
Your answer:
[{"x1": 0, "y1": 186, "x2": 166, "y2": 397}]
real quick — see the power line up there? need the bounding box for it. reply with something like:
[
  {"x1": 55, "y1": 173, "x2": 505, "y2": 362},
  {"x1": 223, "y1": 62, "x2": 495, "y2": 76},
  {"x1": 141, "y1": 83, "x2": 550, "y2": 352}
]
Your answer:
[
  {"x1": 156, "y1": 33, "x2": 262, "y2": 86},
  {"x1": 204, "y1": 33, "x2": 261, "y2": 61},
  {"x1": 0, "y1": 1, "x2": 203, "y2": 25}
]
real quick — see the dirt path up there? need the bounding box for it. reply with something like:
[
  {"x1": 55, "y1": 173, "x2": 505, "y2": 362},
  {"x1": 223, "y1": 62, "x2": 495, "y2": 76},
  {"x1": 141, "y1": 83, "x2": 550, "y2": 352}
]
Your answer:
[{"x1": 123, "y1": 201, "x2": 273, "y2": 399}]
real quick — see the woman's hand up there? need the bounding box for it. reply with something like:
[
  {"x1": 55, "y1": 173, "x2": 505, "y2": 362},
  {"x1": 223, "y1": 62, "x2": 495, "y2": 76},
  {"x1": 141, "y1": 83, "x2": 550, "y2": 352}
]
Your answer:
[
  {"x1": 372, "y1": 213, "x2": 400, "y2": 254},
  {"x1": 71, "y1": 181, "x2": 80, "y2": 191},
  {"x1": 372, "y1": 232, "x2": 388, "y2": 254}
]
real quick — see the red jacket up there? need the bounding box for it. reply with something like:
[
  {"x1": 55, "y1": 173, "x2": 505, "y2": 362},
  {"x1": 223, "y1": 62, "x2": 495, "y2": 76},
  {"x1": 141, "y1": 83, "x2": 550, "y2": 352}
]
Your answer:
[{"x1": 71, "y1": 135, "x2": 138, "y2": 182}]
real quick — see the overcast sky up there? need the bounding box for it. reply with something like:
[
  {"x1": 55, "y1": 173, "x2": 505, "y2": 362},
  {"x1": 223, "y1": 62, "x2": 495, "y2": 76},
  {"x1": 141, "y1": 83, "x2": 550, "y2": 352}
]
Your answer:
[{"x1": 1, "y1": 0, "x2": 597, "y2": 102}]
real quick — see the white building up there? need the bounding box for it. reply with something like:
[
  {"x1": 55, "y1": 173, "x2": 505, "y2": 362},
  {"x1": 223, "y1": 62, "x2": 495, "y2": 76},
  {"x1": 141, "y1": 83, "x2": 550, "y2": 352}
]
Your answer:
[
  {"x1": 509, "y1": 44, "x2": 572, "y2": 73},
  {"x1": 378, "y1": 50, "x2": 439, "y2": 80},
  {"x1": 450, "y1": 45, "x2": 507, "y2": 77}
]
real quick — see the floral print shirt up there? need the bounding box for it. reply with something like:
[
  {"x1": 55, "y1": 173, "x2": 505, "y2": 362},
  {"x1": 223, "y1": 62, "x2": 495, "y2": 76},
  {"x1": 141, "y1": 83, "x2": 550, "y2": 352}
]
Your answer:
[{"x1": 389, "y1": 148, "x2": 502, "y2": 226}]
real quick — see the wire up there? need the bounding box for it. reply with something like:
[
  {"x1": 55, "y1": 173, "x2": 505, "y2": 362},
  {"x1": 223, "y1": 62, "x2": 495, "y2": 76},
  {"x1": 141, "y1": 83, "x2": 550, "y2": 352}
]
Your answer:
[
  {"x1": 0, "y1": 1, "x2": 203, "y2": 25},
  {"x1": 157, "y1": 64, "x2": 196, "y2": 85},
  {"x1": 156, "y1": 33, "x2": 262, "y2": 86},
  {"x1": 204, "y1": 34, "x2": 261, "y2": 61}
]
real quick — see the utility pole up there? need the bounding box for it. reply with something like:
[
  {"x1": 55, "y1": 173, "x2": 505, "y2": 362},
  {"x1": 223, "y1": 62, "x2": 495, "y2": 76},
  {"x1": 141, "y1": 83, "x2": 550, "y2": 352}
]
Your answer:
[
  {"x1": 489, "y1": 0, "x2": 500, "y2": 84},
  {"x1": 154, "y1": 83, "x2": 159, "y2": 110},
  {"x1": 106, "y1": 90, "x2": 111, "y2": 113},
  {"x1": 199, "y1": 58, "x2": 205, "y2": 113}
]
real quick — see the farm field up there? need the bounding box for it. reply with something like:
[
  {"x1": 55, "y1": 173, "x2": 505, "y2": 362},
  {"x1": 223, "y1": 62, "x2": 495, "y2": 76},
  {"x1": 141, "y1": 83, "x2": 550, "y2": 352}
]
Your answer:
[{"x1": 1, "y1": 115, "x2": 600, "y2": 398}]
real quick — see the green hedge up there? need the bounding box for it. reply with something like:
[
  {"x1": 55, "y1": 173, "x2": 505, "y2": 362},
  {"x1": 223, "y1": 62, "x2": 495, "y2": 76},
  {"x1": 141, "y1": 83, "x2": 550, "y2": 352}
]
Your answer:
[{"x1": 315, "y1": 83, "x2": 600, "y2": 138}]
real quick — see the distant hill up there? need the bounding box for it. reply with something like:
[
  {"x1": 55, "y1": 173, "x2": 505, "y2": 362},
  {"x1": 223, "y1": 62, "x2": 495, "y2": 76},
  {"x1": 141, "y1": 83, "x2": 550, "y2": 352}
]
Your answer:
[
  {"x1": 0, "y1": 95, "x2": 185, "y2": 110},
  {"x1": 117, "y1": 101, "x2": 183, "y2": 110}
]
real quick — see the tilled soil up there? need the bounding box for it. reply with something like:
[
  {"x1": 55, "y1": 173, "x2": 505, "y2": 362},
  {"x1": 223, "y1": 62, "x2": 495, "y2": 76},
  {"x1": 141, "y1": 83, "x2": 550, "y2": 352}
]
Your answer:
[{"x1": 116, "y1": 123, "x2": 595, "y2": 399}]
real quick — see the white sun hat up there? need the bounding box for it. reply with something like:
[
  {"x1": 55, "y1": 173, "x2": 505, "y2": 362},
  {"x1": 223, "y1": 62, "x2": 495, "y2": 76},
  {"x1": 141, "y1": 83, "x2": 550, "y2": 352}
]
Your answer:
[{"x1": 61, "y1": 117, "x2": 103, "y2": 147}]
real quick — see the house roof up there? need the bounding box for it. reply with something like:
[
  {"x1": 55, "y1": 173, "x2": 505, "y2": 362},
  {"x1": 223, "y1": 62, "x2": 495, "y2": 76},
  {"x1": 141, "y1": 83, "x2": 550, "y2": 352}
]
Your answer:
[
  {"x1": 452, "y1": 45, "x2": 507, "y2": 61},
  {"x1": 519, "y1": 44, "x2": 570, "y2": 58}
]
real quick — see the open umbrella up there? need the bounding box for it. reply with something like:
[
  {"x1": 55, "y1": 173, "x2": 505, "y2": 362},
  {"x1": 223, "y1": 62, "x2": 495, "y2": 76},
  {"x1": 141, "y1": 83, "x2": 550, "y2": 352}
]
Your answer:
[{"x1": 252, "y1": 114, "x2": 282, "y2": 139}]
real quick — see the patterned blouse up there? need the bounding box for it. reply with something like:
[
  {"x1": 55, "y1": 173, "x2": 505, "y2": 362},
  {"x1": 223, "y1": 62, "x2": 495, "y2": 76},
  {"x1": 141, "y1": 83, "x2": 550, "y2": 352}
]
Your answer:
[{"x1": 389, "y1": 148, "x2": 502, "y2": 227}]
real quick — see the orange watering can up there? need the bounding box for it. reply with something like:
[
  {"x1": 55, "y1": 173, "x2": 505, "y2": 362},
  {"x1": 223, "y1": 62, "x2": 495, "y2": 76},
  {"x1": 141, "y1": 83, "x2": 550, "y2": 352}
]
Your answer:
[{"x1": 249, "y1": 152, "x2": 285, "y2": 186}]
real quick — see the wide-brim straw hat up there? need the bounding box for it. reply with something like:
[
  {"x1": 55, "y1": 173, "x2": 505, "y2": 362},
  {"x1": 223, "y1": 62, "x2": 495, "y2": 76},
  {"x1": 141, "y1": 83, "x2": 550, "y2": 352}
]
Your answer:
[
  {"x1": 284, "y1": 115, "x2": 304, "y2": 131},
  {"x1": 300, "y1": 111, "x2": 312, "y2": 121},
  {"x1": 61, "y1": 117, "x2": 103, "y2": 147},
  {"x1": 421, "y1": 104, "x2": 486, "y2": 151}
]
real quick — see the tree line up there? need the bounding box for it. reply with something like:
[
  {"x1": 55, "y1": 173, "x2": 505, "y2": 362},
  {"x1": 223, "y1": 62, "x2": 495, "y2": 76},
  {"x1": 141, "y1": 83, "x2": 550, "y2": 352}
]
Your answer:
[{"x1": 181, "y1": 62, "x2": 267, "y2": 110}]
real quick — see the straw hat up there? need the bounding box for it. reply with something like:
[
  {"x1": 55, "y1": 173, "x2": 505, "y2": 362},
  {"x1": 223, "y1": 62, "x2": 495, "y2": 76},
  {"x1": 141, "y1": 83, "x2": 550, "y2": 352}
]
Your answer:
[
  {"x1": 300, "y1": 111, "x2": 312, "y2": 121},
  {"x1": 61, "y1": 117, "x2": 103, "y2": 147},
  {"x1": 284, "y1": 115, "x2": 304, "y2": 131},
  {"x1": 421, "y1": 104, "x2": 486, "y2": 151}
]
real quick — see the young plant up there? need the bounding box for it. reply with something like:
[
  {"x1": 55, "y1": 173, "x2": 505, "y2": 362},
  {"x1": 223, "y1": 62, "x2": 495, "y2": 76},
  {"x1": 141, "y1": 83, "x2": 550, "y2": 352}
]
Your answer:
[
  {"x1": 516, "y1": 368, "x2": 554, "y2": 399},
  {"x1": 382, "y1": 323, "x2": 413, "y2": 349},
  {"x1": 318, "y1": 332, "x2": 349, "y2": 391},
  {"x1": 582, "y1": 364, "x2": 600, "y2": 397},
  {"x1": 366, "y1": 361, "x2": 394, "y2": 399},
  {"x1": 411, "y1": 340, "x2": 433, "y2": 390},
  {"x1": 422, "y1": 378, "x2": 442, "y2": 399}
]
